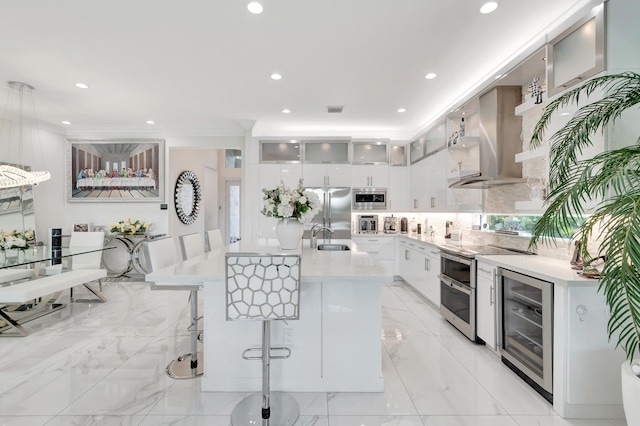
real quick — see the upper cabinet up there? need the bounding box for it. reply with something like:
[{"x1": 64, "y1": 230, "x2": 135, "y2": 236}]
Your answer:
[
  {"x1": 352, "y1": 142, "x2": 388, "y2": 165},
  {"x1": 303, "y1": 140, "x2": 350, "y2": 164},
  {"x1": 546, "y1": 4, "x2": 605, "y2": 96},
  {"x1": 389, "y1": 144, "x2": 406, "y2": 166},
  {"x1": 410, "y1": 121, "x2": 446, "y2": 165},
  {"x1": 260, "y1": 140, "x2": 302, "y2": 163}
]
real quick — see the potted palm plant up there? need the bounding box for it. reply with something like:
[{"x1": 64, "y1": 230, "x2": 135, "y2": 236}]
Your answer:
[{"x1": 528, "y1": 71, "x2": 640, "y2": 422}]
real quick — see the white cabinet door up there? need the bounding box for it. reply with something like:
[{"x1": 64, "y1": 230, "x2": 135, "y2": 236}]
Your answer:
[
  {"x1": 260, "y1": 163, "x2": 303, "y2": 189},
  {"x1": 409, "y1": 158, "x2": 427, "y2": 211},
  {"x1": 351, "y1": 165, "x2": 389, "y2": 188},
  {"x1": 303, "y1": 164, "x2": 351, "y2": 187},
  {"x1": 476, "y1": 261, "x2": 496, "y2": 350},
  {"x1": 423, "y1": 248, "x2": 441, "y2": 307},
  {"x1": 425, "y1": 150, "x2": 448, "y2": 211},
  {"x1": 389, "y1": 167, "x2": 409, "y2": 211}
]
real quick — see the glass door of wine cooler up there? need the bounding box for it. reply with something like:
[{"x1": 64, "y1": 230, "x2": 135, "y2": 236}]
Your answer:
[{"x1": 499, "y1": 268, "x2": 553, "y2": 401}]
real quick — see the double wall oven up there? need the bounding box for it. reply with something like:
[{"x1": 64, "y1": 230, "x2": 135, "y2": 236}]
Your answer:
[
  {"x1": 439, "y1": 249, "x2": 477, "y2": 341},
  {"x1": 438, "y1": 244, "x2": 534, "y2": 342}
]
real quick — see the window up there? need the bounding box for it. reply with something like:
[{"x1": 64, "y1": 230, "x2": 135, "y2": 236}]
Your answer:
[
  {"x1": 482, "y1": 214, "x2": 584, "y2": 238},
  {"x1": 225, "y1": 149, "x2": 242, "y2": 168}
]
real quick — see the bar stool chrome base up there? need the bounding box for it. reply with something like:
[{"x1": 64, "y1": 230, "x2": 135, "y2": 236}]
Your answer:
[
  {"x1": 231, "y1": 392, "x2": 299, "y2": 426},
  {"x1": 165, "y1": 351, "x2": 203, "y2": 379}
]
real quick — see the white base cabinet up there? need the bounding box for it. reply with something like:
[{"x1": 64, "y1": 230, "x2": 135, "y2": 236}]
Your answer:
[
  {"x1": 398, "y1": 238, "x2": 440, "y2": 306},
  {"x1": 475, "y1": 260, "x2": 497, "y2": 352},
  {"x1": 351, "y1": 235, "x2": 395, "y2": 276}
]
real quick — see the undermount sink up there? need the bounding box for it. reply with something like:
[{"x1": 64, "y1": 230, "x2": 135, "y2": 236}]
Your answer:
[{"x1": 317, "y1": 243, "x2": 351, "y2": 251}]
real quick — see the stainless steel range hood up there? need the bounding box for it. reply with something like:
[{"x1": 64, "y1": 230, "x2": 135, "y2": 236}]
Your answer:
[{"x1": 449, "y1": 86, "x2": 525, "y2": 188}]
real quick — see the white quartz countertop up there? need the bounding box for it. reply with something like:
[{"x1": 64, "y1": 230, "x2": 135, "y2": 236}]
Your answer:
[
  {"x1": 146, "y1": 238, "x2": 392, "y2": 286},
  {"x1": 476, "y1": 254, "x2": 598, "y2": 287}
]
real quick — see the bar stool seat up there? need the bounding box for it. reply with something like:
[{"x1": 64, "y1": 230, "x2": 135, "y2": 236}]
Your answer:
[{"x1": 225, "y1": 252, "x2": 301, "y2": 426}]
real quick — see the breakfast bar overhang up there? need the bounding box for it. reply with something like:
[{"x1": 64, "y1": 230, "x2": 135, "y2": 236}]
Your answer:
[{"x1": 145, "y1": 239, "x2": 391, "y2": 392}]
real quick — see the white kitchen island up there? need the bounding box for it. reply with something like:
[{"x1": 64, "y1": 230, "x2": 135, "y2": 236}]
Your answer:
[{"x1": 146, "y1": 238, "x2": 391, "y2": 393}]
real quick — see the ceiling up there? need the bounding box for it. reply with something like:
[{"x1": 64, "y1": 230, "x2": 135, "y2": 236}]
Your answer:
[{"x1": 0, "y1": 0, "x2": 595, "y2": 141}]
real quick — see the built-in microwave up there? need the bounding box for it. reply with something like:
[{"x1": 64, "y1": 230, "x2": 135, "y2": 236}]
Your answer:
[{"x1": 352, "y1": 188, "x2": 387, "y2": 210}]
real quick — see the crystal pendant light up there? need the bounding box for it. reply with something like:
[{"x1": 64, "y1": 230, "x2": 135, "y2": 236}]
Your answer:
[{"x1": 0, "y1": 81, "x2": 51, "y2": 189}]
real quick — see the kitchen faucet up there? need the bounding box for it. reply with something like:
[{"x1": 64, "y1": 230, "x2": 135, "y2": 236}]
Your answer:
[{"x1": 310, "y1": 225, "x2": 333, "y2": 248}]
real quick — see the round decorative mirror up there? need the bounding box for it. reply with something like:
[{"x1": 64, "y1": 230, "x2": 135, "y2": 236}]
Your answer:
[{"x1": 174, "y1": 170, "x2": 201, "y2": 225}]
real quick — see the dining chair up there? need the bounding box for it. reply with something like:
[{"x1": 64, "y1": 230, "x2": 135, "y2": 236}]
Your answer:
[
  {"x1": 68, "y1": 231, "x2": 107, "y2": 302},
  {"x1": 146, "y1": 236, "x2": 203, "y2": 379},
  {"x1": 205, "y1": 228, "x2": 223, "y2": 252},
  {"x1": 179, "y1": 232, "x2": 204, "y2": 260},
  {"x1": 226, "y1": 252, "x2": 301, "y2": 426}
]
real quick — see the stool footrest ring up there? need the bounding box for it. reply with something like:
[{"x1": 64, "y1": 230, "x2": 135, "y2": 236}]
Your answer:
[{"x1": 242, "y1": 346, "x2": 291, "y2": 360}]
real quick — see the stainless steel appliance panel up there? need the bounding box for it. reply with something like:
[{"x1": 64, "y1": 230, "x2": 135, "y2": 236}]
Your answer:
[
  {"x1": 305, "y1": 187, "x2": 351, "y2": 239},
  {"x1": 352, "y1": 188, "x2": 387, "y2": 210},
  {"x1": 498, "y1": 268, "x2": 553, "y2": 402},
  {"x1": 439, "y1": 274, "x2": 476, "y2": 341}
]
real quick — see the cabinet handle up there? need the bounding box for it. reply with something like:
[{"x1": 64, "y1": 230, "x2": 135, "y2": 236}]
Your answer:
[
  {"x1": 431, "y1": 197, "x2": 436, "y2": 208},
  {"x1": 478, "y1": 267, "x2": 492, "y2": 273},
  {"x1": 405, "y1": 249, "x2": 410, "y2": 260},
  {"x1": 430, "y1": 251, "x2": 439, "y2": 255},
  {"x1": 490, "y1": 285, "x2": 495, "y2": 306},
  {"x1": 413, "y1": 199, "x2": 418, "y2": 209},
  {"x1": 425, "y1": 258, "x2": 430, "y2": 271},
  {"x1": 368, "y1": 239, "x2": 379, "y2": 242}
]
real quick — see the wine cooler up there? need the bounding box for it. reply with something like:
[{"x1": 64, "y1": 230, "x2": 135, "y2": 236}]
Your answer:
[{"x1": 498, "y1": 268, "x2": 553, "y2": 403}]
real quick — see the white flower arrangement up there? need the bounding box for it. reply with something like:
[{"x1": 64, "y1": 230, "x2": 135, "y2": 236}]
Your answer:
[
  {"x1": 0, "y1": 228, "x2": 35, "y2": 250},
  {"x1": 261, "y1": 179, "x2": 321, "y2": 223},
  {"x1": 110, "y1": 219, "x2": 152, "y2": 235}
]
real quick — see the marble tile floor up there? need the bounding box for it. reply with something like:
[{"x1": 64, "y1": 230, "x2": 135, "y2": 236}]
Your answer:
[{"x1": 0, "y1": 280, "x2": 627, "y2": 426}]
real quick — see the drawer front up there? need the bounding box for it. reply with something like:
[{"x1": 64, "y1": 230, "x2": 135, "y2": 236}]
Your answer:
[{"x1": 476, "y1": 262, "x2": 494, "y2": 280}]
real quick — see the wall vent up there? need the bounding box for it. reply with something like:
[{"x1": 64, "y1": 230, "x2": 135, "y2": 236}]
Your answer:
[{"x1": 327, "y1": 105, "x2": 344, "y2": 113}]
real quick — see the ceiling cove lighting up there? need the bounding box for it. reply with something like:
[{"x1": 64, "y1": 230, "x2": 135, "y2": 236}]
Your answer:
[
  {"x1": 0, "y1": 82, "x2": 51, "y2": 189},
  {"x1": 75, "y1": 82, "x2": 89, "y2": 89},
  {"x1": 424, "y1": 73, "x2": 437, "y2": 80},
  {"x1": 270, "y1": 73, "x2": 282, "y2": 80},
  {"x1": 480, "y1": 2, "x2": 499, "y2": 14},
  {"x1": 247, "y1": 2, "x2": 263, "y2": 14}
]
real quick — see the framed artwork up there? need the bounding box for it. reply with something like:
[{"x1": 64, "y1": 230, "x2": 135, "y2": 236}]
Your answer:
[
  {"x1": 66, "y1": 138, "x2": 165, "y2": 203},
  {"x1": 73, "y1": 223, "x2": 90, "y2": 232}
]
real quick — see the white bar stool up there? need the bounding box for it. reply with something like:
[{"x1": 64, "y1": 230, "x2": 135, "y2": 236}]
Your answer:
[
  {"x1": 147, "y1": 236, "x2": 203, "y2": 379},
  {"x1": 225, "y1": 253, "x2": 301, "y2": 426}
]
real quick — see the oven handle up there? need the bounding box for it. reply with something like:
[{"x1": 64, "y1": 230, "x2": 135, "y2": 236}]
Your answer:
[
  {"x1": 439, "y1": 251, "x2": 472, "y2": 266},
  {"x1": 439, "y1": 274, "x2": 472, "y2": 295}
]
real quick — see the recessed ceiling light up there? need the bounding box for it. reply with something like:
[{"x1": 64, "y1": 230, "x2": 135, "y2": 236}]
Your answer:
[
  {"x1": 461, "y1": 112, "x2": 466, "y2": 115},
  {"x1": 75, "y1": 82, "x2": 89, "y2": 89},
  {"x1": 247, "y1": 2, "x2": 263, "y2": 14},
  {"x1": 480, "y1": 2, "x2": 499, "y2": 14},
  {"x1": 397, "y1": 108, "x2": 406, "y2": 113},
  {"x1": 270, "y1": 73, "x2": 282, "y2": 80},
  {"x1": 560, "y1": 112, "x2": 570, "y2": 116},
  {"x1": 146, "y1": 120, "x2": 155, "y2": 124},
  {"x1": 61, "y1": 120, "x2": 71, "y2": 125},
  {"x1": 424, "y1": 73, "x2": 437, "y2": 80},
  {"x1": 282, "y1": 109, "x2": 291, "y2": 114}
]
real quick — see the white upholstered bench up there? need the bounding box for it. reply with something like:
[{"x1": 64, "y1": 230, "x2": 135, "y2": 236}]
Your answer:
[{"x1": 0, "y1": 268, "x2": 106, "y2": 336}]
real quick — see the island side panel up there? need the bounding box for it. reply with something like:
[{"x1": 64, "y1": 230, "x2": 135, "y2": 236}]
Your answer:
[
  {"x1": 322, "y1": 280, "x2": 384, "y2": 391},
  {"x1": 201, "y1": 278, "x2": 384, "y2": 392}
]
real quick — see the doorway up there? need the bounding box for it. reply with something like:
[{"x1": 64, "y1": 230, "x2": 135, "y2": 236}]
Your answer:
[{"x1": 225, "y1": 180, "x2": 241, "y2": 243}]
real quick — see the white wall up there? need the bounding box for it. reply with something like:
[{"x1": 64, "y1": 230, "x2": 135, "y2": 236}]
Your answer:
[{"x1": 18, "y1": 127, "x2": 244, "y2": 241}]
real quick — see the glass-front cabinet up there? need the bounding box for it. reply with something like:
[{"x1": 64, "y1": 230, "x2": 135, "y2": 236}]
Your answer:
[
  {"x1": 303, "y1": 140, "x2": 350, "y2": 164},
  {"x1": 352, "y1": 142, "x2": 388, "y2": 165},
  {"x1": 260, "y1": 140, "x2": 302, "y2": 163}
]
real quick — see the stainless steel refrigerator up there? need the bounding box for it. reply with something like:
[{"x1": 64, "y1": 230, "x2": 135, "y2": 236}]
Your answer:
[{"x1": 304, "y1": 187, "x2": 352, "y2": 239}]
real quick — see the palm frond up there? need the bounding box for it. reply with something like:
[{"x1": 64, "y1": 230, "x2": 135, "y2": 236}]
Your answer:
[{"x1": 531, "y1": 72, "x2": 640, "y2": 185}]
